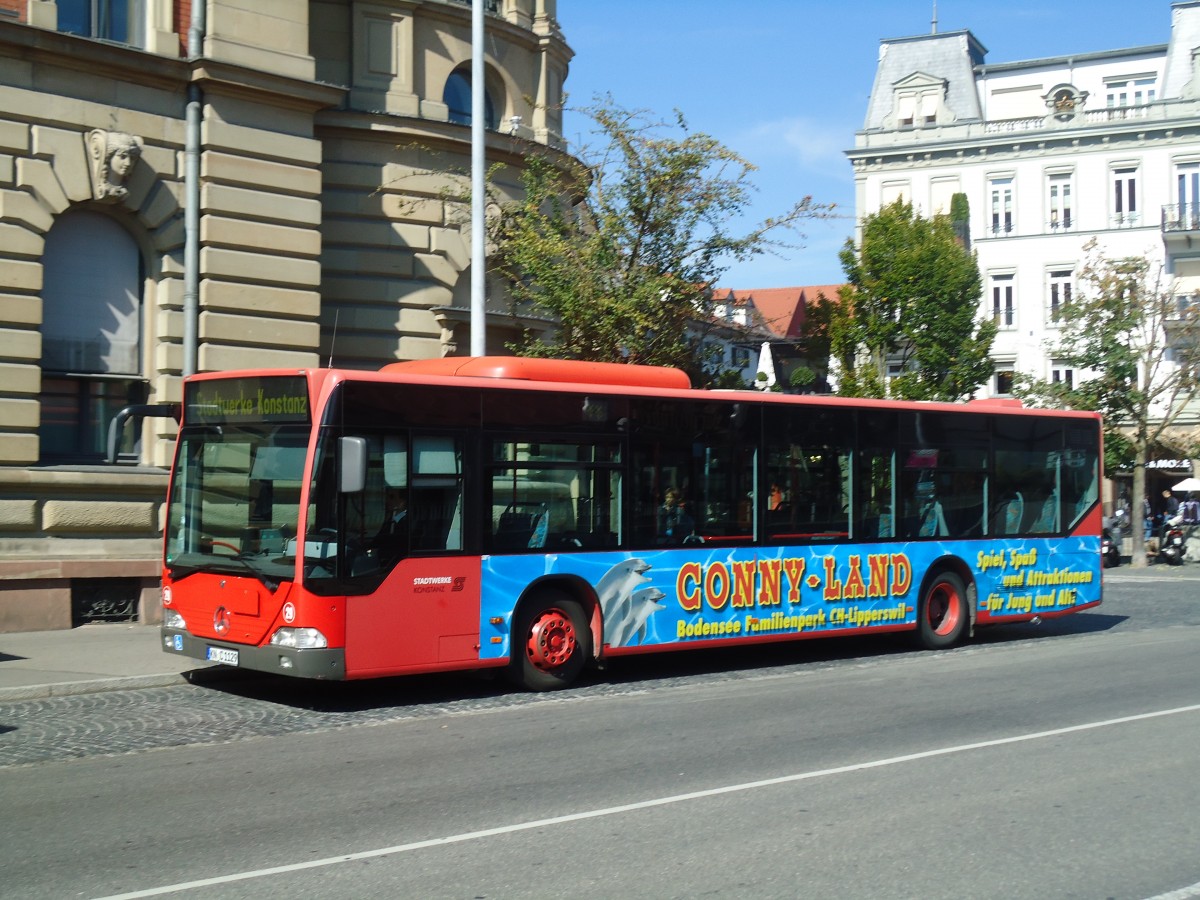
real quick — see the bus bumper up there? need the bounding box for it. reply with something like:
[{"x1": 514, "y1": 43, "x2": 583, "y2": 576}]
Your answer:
[{"x1": 161, "y1": 627, "x2": 347, "y2": 680}]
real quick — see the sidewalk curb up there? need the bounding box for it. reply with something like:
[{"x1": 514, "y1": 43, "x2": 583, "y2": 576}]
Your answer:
[
  {"x1": 0, "y1": 666, "x2": 248, "y2": 703},
  {"x1": 0, "y1": 673, "x2": 190, "y2": 702}
]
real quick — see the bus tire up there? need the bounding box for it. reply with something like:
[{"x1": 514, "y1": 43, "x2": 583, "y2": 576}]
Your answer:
[
  {"x1": 509, "y1": 593, "x2": 589, "y2": 691},
  {"x1": 916, "y1": 570, "x2": 968, "y2": 650}
]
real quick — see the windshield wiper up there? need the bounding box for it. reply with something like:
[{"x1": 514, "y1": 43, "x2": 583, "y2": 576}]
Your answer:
[{"x1": 224, "y1": 553, "x2": 281, "y2": 591}]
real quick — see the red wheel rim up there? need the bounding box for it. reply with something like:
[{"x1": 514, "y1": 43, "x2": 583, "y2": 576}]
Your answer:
[
  {"x1": 928, "y1": 583, "x2": 963, "y2": 637},
  {"x1": 525, "y1": 608, "x2": 577, "y2": 671}
]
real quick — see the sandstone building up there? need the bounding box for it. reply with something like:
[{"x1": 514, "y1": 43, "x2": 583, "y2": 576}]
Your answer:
[{"x1": 0, "y1": 0, "x2": 570, "y2": 630}]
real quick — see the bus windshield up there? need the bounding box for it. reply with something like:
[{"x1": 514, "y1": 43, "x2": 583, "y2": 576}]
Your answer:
[
  {"x1": 165, "y1": 424, "x2": 310, "y2": 585},
  {"x1": 165, "y1": 375, "x2": 313, "y2": 586}
]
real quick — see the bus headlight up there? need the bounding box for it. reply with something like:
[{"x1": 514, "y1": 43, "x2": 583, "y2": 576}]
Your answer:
[
  {"x1": 269, "y1": 627, "x2": 328, "y2": 649},
  {"x1": 163, "y1": 609, "x2": 187, "y2": 630}
]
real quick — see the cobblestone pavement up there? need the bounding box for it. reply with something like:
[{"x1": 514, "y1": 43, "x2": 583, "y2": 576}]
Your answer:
[
  {"x1": 0, "y1": 638, "x2": 938, "y2": 769},
  {"x1": 2, "y1": 584, "x2": 1192, "y2": 770},
  {"x1": 0, "y1": 675, "x2": 586, "y2": 769}
]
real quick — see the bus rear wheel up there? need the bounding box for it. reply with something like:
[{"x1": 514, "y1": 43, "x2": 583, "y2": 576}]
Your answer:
[
  {"x1": 509, "y1": 594, "x2": 589, "y2": 691},
  {"x1": 916, "y1": 571, "x2": 968, "y2": 650}
]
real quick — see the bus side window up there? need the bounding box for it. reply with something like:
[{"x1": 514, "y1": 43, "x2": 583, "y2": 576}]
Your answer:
[
  {"x1": 763, "y1": 406, "x2": 853, "y2": 543},
  {"x1": 411, "y1": 434, "x2": 463, "y2": 551},
  {"x1": 857, "y1": 446, "x2": 895, "y2": 539}
]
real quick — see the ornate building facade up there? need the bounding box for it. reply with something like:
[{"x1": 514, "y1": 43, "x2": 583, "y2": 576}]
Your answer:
[
  {"x1": 0, "y1": 0, "x2": 570, "y2": 630},
  {"x1": 844, "y1": 0, "x2": 1200, "y2": 508},
  {"x1": 848, "y1": 3, "x2": 1200, "y2": 445}
]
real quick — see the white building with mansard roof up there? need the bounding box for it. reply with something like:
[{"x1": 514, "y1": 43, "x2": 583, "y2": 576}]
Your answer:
[{"x1": 847, "y1": 1, "x2": 1200, "y2": 420}]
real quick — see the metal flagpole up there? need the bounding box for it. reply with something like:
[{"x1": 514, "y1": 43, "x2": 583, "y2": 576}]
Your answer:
[{"x1": 470, "y1": 0, "x2": 486, "y2": 357}]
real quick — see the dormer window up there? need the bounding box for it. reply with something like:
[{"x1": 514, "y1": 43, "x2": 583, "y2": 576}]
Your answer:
[
  {"x1": 890, "y1": 73, "x2": 949, "y2": 131},
  {"x1": 896, "y1": 92, "x2": 939, "y2": 128},
  {"x1": 918, "y1": 92, "x2": 938, "y2": 126}
]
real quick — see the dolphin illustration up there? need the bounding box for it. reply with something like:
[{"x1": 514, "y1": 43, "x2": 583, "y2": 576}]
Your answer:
[
  {"x1": 614, "y1": 586, "x2": 667, "y2": 646},
  {"x1": 595, "y1": 557, "x2": 651, "y2": 620}
]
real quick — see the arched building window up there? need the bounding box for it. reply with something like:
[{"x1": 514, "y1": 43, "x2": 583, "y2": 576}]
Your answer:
[
  {"x1": 443, "y1": 67, "x2": 497, "y2": 129},
  {"x1": 39, "y1": 209, "x2": 146, "y2": 462}
]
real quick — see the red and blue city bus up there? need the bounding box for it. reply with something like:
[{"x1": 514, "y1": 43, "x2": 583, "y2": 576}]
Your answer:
[{"x1": 160, "y1": 357, "x2": 1102, "y2": 690}]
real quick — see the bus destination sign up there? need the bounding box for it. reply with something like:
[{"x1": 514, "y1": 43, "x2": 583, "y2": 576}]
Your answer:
[{"x1": 186, "y1": 375, "x2": 310, "y2": 425}]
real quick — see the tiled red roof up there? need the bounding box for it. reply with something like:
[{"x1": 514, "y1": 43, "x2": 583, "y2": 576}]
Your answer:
[{"x1": 716, "y1": 285, "x2": 843, "y2": 338}]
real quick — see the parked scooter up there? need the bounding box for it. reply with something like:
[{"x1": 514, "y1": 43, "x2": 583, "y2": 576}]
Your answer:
[
  {"x1": 1101, "y1": 529, "x2": 1121, "y2": 568},
  {"x1": 1158, "y1": 515, "x2": 1187, "y2": 565}
]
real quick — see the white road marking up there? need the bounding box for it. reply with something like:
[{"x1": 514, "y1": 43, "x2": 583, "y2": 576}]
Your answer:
[
  {"x1": 1145, "y1": 883, "x2": 1200, "y2": 900},
  {"x1": 94, "y1": 702, "x2": 1200, "y2": 900}
]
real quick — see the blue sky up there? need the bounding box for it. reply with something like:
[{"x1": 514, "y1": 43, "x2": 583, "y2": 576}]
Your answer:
[{"x1": 556, "y1": 1, "x2": 1171, "y2": 290}]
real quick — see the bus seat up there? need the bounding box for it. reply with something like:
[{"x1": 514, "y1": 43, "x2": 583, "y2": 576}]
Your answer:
[
  {"x1": 990, "y1": 492, "x2": 1024, "y2": 535},
  {"x1": 527, "y1": 508, "x2": 549, "y2": 549},
  {"x1": 918, "y1": 500, "x2": 948, "y2": 537},
  {"x1": 494, "y1": 506, "x2": 534, "y2": 551},
  {"x1": 1029, "y1": 491, "x2": 1059, "y2": 533}
]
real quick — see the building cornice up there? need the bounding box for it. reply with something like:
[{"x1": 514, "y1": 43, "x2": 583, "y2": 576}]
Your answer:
[
  {"x1": 190, "y1": 60, "x2": 346, "y2": 113},
  {"x1": 848, "y1": 101, "x2": 1200, "y2": 168},
  {"x1": 314, "y1": 107, "x2": 576, "y2": 164},
  {"x1": 0, "y1": 21, "x2": 348, "y2": 115},
  {"x1": 420, "y1": 0, "x2": 572, "y2": 61},
  {"x1": 975, "y1": 43, "x2": 1167, "y2": 75},
  {"x1": 0, "y1": 19, "x2": 187, "y2": 91}
]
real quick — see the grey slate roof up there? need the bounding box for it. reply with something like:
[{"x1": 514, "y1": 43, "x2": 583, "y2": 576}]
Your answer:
[
  {"x1": 862, "y1": 29, "x2": 986, "y2": 131},
  {"x1": 1163, "y1": 0, "x2": 1200, "y2": 98}
]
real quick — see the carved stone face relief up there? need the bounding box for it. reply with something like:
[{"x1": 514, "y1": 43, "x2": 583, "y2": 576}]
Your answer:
[{"x1": 87, "y1": 129, "x2": 144, "y2": 203}]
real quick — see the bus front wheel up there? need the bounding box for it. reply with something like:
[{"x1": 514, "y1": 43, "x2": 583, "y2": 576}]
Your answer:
[
  {"x1": 509, "y1": 594, "x2": 589, "y2": 691},
  {"x1": 916, "y1": 571, "x2": 968, "y2": 650}
]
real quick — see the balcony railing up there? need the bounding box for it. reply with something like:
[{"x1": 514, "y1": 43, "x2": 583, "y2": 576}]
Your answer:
[
  {"x1": 1163, "y1": 204, "x2": 1200, "y2": 233},
  {"x1": 982, "y1": 105, "x2": 1153, "y2": 135},
  {"x1": 1084, "y1": 105, "x2": 1153, "y2": 124},
  {"x1": 984, "y1": 116, "x2": 1043, "y2": 135},
  {"x1": 446, "y1": 0, "x2": 502, "y2": 12}
]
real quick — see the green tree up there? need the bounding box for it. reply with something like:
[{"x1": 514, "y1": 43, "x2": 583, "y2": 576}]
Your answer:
[
  {"x1": 488, "y1": 99, "x2": 830, "y2": 384},
  {"x1": 1018, "y1": 240, "x2": 1200, "y2": 566},
  {"x1": 831, "y1": 200, "x2": 995, "y2": 402},
  {"x1": 949, "y1": 191, "x2": 971, "y2": 250},
  {"x1": 797, "y1": 289, "x2": 838, "y2": 392}
]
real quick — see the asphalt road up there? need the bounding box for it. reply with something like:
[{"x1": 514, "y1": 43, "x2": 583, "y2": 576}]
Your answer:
[{"x1": 2, "y1": 569, "x2": 1199, "y2": 900}]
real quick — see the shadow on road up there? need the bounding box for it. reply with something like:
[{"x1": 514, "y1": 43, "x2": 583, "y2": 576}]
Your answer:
[
  {"x1": 187, "y1": 607, "x2": 1125, "y2": 714},
  {"x1": 973, "y1": 610, "x2": 1127, "y2": 642}
]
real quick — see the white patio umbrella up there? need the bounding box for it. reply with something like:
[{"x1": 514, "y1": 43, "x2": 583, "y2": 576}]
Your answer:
[
  {"x1": 1171, "y1": 476, "x2": 1200, "y2": 492},
  {"x1": 755, "y1": 341, "x2": 777, "y2": 390}
]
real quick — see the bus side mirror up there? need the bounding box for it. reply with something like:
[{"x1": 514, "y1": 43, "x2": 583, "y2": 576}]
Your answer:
[{"x1": 339, "y1": 436, "x2": 367, "y2": 493}]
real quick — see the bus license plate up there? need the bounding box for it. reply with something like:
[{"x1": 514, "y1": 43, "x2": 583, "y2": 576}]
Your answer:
[{"x1": 206, "y1": 646, "x2": 239, "y2": 666}]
